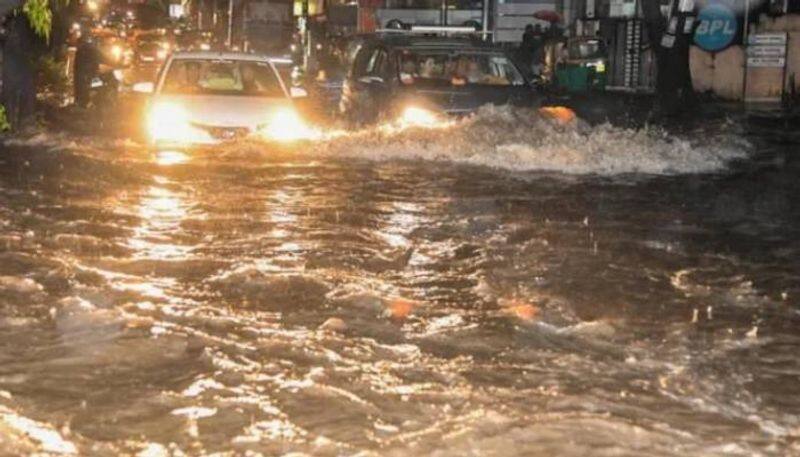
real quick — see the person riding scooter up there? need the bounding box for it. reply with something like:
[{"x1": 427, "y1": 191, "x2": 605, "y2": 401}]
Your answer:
[{"x1": 74, "y1": 35, "x2": 117, "y2": 108}]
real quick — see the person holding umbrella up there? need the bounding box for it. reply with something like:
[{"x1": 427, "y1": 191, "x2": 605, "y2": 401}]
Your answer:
[
  {"x1": 531, "y1": 10, "x2": 565, "y2": 84},
  {"x1": 515, "y1": 23, "x2": 545, "y2": 78}
]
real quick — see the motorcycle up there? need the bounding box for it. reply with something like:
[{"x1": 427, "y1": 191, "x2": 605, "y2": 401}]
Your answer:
[{"x1": 88, "y1": 68, "x2": 124, "y2": 130}]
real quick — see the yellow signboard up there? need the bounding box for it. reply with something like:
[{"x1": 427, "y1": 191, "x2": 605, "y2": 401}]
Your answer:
[{"x1": 293, "y1": 0, "x2": 324, "y2": 16}]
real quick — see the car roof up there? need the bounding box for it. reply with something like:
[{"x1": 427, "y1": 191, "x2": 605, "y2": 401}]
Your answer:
[
  {"x1": 170, "y1": 51, "x2": 273, "y2": 62},
  {"x1": 362, "y1": 33, "x2": 504, "y2": 52}
]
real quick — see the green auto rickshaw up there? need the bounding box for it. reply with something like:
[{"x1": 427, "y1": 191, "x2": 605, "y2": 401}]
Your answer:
[{"x1": 555, "y1": 37, "x2": 608, "y2": 92}]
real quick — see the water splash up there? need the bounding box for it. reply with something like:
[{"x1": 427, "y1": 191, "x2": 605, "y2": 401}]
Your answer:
[
  {"x1": 207, "y1": 105, "x2": 749, "y2": 176},
  {"x1": 312, "y1": 105, "x2": 749, "y2": 175}
]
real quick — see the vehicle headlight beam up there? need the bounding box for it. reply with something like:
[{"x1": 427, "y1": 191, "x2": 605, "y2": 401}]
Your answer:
[
  {"x1": 400, "y1": 106, "x2": 440, "y2": 128},
  {"x1": 147, "y1": 102, "x2": 207, "y2": 144},
  {"x1": 260, "y1": 108, "x2": 317, "y2": 142}
]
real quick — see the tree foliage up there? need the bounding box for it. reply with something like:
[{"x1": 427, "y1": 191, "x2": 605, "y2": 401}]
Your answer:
[
  {"x1": 0, "y1": 106, "x2": 11, "y2": 132},
  {"x1": 22, "y1": 0, "x2": 52, "y2": 41}
]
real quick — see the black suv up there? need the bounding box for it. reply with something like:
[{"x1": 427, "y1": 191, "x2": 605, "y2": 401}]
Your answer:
[{"x1": 340, "y1": 32, "x2": 540, "y2": 124}]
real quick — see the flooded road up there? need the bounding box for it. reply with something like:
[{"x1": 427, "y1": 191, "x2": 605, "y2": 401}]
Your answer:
[{"x1": 0, "y1": 108, "x2": 798, "y2": 455}]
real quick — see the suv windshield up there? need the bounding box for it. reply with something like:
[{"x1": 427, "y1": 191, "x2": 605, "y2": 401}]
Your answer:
[
  {"x1": 398, "y1": 50, "x2": 524, "y2": 86},
  {"x1": 162, "y1": 59, "x2": 285, "y2": 97}
]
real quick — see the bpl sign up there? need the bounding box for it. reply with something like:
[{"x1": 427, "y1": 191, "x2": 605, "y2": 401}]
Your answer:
[{"x1": 694, "y1": 3, "x2": 738, "y2": 52}]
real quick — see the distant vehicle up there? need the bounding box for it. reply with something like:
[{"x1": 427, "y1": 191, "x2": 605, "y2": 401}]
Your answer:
[
  {"x1": 339, "y1": 28, "x2": 540, "y2": 125},
  {"x1": 97, "y1": 34, "x2": 132, "y2": 66},
  {"x1": 134, "y1": 51, "x2": 311, "y2": 147},
  {"x1": 68, "y1": 16, "x2": 97, "y2": 45},
  {"x1": 134, "y1": 35, "x2": 171, "y2": 64},
  {"x1": 175, "y1": 29, "x2": 216, "y2": 51}
]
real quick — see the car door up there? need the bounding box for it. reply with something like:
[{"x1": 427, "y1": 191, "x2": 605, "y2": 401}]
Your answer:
[
  {"x1": 342, "y1": 45, "x2": 392, "y2": 124},
  {"x1": 362, "y1": 46, "x2": 395, "y2": 120},
  {"x1": 341, "y1": 44, "x2": 370, "y2": 122}
]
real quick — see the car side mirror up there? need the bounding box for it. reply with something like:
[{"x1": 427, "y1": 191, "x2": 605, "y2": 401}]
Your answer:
[
  {"x1": 290, "y1": 86, "x2": 308, "y2": 98},
  {"x1": 133, "y1": 81, "x2": 154, "y2": 94}
]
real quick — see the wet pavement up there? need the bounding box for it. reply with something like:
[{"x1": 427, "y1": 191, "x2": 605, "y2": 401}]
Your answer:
[{"x1": 0, "y1": 107, "x2": 798, "y2": 455}]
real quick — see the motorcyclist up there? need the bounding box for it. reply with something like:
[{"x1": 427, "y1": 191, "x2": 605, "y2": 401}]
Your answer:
[{"x1": 74, "y1": 34, "x2": 114, "y2": 108}]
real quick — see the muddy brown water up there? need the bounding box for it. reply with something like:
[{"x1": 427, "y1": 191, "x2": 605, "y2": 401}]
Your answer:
[{"x1": 0, "y1": 108, "x2": 798, "y2": 455}]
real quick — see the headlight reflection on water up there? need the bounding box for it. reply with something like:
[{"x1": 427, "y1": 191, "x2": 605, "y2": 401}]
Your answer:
[
  {"x1": 155, "y1": 150, "x2": 189, "y2": 166},
  {"x1": 129, "y1": 183, "x2": 191, "y2": 261}
]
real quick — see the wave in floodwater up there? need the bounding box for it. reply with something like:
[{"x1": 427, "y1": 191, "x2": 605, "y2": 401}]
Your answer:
[
  {"x1": 4, "y1": 106, "x2": 749, "y2": 176},
  {"x1": 215, "y1": 105, "x2": 751, "y2": 176}
]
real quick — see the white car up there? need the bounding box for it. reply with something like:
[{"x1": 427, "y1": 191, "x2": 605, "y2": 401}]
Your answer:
[{"x1": 135, "y1": 51, "x2": 312, "y2": 147}]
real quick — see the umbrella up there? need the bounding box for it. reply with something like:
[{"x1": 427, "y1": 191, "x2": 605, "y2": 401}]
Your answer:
[{"x1": 533, "y1": 10, "x2": 561, "y2": 23}]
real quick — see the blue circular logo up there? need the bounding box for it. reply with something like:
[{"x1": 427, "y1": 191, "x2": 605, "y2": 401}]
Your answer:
[{"x1": 694, "y1": 3, "x2": 737, "y2": 52}]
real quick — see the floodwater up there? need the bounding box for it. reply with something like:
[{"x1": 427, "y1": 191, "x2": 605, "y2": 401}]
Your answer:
[{"x1": 0, "y1": 107, "x2": 798, "y2": 455}]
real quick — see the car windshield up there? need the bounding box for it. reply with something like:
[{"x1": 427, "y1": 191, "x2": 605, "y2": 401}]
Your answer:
[
  {"x1": 398, "y1": 50, "x2": 524, "y2": 86},
  {"x1": 161, "y1": 59, "x2": 285, "y2": 97}
]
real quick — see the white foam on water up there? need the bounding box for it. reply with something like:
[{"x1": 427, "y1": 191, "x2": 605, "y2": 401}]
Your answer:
[
  {"x1": 0, "y1": 276, "x2": 43, "y2": 295},
  {"x1": 311, "y1": 105, "x2": 749, "y2": 176},
  {"x1": 0, "y1": 408, "x2": 78, "y2": 454},
  {"x1": 2, "y1": 131, "x2": 75, "y2": 149},
  {"x1": 2, "y1": 106, "x2": 749, "y2": 177}
]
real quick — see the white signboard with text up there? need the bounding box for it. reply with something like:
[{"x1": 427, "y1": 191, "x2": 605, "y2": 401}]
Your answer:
[{"x1": 746, "y1": 33, "x2": 787, "y2": 69}]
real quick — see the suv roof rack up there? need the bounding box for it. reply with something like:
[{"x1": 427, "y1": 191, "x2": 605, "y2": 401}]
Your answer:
[{"x1": 376, "y1": 25, "x2": 489, "y2": 35}]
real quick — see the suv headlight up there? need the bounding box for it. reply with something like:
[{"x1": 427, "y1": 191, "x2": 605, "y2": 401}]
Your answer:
[{"x1": 400, "y1": 106, "x2": 440, "y2": 127}]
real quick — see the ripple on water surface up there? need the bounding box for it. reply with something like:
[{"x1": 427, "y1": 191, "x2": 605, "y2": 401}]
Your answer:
[{"x1": 0, "y1": 108, "x2": 797, "y2": 455}]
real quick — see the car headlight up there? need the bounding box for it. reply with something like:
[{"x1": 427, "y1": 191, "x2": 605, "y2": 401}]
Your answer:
[
  {"x1": 147, "y1": 102, "x2": 207, "y2": 143},
  {"x1": 400, "y1": 106, "x2": 439, "y2": 128},
  {"x1": 111, "y1": 45, "x2": 123, "y2": 60},
  {"x1": 259, "y1": 107, "x2": 317, "y2": 142}
]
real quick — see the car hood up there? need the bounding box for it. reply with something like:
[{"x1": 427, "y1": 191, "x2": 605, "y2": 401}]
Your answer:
[{"x1": 153, "y1": 94, "x2": 292, "y2": 130}]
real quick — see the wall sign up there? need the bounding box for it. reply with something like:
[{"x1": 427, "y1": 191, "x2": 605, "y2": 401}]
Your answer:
[
  {"x1": 693, "y1": 3, "x2": 737, "y2": 52},
  {"x1": 747, "y1": 32, "x2": 787, "y2": 68}
]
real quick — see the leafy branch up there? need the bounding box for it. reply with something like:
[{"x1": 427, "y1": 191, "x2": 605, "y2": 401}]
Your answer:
[{"x1": 22, "y1": 0, "x2": 53, "y2": 41}]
